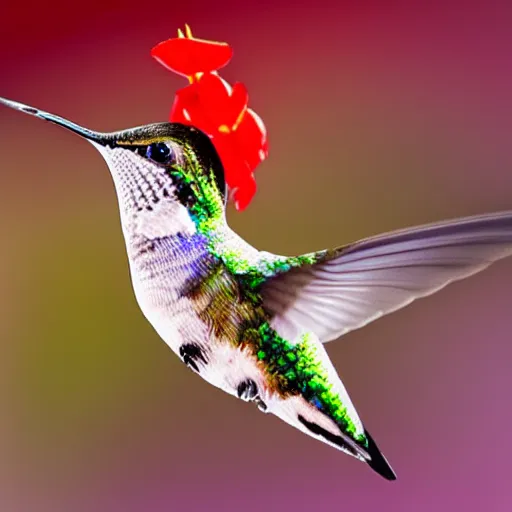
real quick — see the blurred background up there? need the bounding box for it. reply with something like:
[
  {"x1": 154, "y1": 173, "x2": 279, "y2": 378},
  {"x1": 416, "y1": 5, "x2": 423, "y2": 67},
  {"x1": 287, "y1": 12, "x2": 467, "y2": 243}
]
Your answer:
[{"x1": 1, "y1": 1, "x2": 512, "y2": 511}]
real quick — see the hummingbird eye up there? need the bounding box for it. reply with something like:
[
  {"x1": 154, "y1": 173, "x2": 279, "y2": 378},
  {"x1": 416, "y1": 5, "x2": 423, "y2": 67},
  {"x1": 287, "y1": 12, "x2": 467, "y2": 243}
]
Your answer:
[{"x1": 146, "y1": 142, "x2": 175, "y2": 165}]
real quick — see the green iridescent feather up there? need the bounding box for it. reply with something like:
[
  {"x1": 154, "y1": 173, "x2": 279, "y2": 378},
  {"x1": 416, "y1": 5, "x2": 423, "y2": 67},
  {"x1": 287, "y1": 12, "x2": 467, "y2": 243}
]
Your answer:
[{"x1": 243, "y1": 322, "x2": 366, "y2": 444}]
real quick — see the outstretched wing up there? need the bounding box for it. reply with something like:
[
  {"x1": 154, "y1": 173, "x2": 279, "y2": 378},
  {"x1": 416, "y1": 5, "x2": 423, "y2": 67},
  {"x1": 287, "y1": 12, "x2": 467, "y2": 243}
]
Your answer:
[{"x1": 260, "y1": 211, "x2": 512, "y2": 343}]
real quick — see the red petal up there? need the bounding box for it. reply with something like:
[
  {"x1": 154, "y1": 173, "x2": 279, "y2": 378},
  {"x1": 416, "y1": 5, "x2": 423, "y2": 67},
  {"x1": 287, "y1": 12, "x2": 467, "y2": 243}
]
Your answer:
[
  {"x1": 170, "y1": 84, "x2": 218, "y2": 133},
  {"x1": 151, "y1": 38, "x2": 233, "y2": 77},
  {"x1": 169, "y1": 85, "x2": 197, "y2": 123},
  {"x1": 248, "y1": 109, "x2": 269, "y2": 156},
  {"x1": 210, "y1": 132, "x2": 257, "y2": 209},
  {"x1": 211, "y1": 134, "x2": 244, "y2": 185},
  {"x1": 234, "y1": 108, "x2": 268, "y2": 170},
  {"x1": 194, "y1": 75, "x2": 248, "y2": 128},
  {"x1": 232, "y1": 174, "x2": 257, "y2": 211},
  {"x1": 224, "y1": 82, "x2": 249, "y2": 129}
]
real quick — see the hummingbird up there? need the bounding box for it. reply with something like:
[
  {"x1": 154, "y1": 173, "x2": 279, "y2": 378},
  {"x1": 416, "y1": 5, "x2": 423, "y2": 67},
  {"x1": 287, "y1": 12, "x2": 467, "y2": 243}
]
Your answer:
[{"x1": 2, "y1": 97, "x2": 512, "y2": 481}]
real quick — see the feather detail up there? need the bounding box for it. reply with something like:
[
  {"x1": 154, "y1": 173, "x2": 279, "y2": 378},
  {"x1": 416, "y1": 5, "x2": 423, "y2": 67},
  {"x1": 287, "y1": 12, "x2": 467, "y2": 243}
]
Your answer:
[{"x1": 260, "y1": 211, "x2": 512, "y2": 343}]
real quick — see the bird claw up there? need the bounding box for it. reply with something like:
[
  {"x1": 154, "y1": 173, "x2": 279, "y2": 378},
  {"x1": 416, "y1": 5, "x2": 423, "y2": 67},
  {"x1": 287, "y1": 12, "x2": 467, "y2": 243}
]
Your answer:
[
  {"x1": 237, "y1": 379, "x2": 258, "y2": 401},
  {"x1": 255, "y1": 397, "x2": 268, "y2": 413},
  {"x1": 237, "y1": 379, "x2": 268, "y2": 413},
  {"x1": 179, "y1": 343, "x2": 207, "y2": 373}
]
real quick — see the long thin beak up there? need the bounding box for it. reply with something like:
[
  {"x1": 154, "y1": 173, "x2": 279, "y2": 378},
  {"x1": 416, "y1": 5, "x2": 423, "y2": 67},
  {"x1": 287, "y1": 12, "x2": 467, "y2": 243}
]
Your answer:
[{"x1": 0, "y1": 97, "x2": 112, "y2": 146}]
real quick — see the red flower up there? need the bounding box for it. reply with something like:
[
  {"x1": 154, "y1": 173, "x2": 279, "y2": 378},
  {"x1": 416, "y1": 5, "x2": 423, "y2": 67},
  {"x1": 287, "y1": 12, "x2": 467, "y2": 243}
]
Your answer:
[
  {"x1": 151, "y1": 25, "x2": 233, "y2": 78},
  {"x1": 151, "y1": 25, "x2": 268, "y2": 211},
  {"x1": 170, "y1": 74, "x2": 248, "y2": 135}
]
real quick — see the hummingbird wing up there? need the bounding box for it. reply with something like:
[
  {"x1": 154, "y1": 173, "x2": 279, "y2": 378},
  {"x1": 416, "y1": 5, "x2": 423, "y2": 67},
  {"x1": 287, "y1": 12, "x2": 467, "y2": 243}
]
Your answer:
[{"x1": 260, "y1": 211, "x2": 512, "y2": 343}]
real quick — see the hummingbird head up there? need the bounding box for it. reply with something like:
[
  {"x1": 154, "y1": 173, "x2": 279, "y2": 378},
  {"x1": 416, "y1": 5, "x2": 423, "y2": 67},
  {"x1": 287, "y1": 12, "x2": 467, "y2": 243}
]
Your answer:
[{"x1": 0, "y1": 97, "x2": 227, "y2": 237}]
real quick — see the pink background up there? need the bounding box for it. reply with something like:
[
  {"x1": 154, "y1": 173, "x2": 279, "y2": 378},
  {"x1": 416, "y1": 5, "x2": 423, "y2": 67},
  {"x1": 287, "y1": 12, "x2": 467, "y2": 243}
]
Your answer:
[{"x1": 1, "y1": 1, "x2": 512, "y2": 511}]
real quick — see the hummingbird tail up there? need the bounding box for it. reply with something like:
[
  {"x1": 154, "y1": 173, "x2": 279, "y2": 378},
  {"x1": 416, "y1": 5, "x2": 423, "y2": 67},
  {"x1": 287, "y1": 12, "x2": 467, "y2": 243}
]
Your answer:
[
  {"x1": 363, "y1": 428, "x2": 397, "y2": 481},
  {"x1": 280, "y1": 393, "x2": 396, "y2": 481},
  {"x1": 297, "y1": 413, "x2": 397, "y2": 481}
]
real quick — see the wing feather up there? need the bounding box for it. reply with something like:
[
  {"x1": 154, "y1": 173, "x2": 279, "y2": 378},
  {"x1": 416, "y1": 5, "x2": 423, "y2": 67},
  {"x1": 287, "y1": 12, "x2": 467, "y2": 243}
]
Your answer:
[{"x1": 261, "y1": 212, "x2": 512, "y2": 343}]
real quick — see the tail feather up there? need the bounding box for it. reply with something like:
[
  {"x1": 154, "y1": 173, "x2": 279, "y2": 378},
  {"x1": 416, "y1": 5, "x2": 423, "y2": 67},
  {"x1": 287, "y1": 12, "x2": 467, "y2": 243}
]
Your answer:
[
  {"x1": 364, "y1": 428, "x2": 397, "y2": 481},
  {"x1": 271, "y1": 391, "x2": 397, "y2": 481}
]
